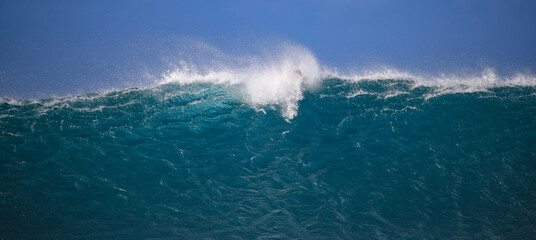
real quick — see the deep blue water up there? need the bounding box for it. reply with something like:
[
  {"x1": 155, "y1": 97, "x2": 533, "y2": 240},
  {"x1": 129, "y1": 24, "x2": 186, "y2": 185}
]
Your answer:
[{"x1": 1, "y1": 78, "x2": 535, "y2": 239}]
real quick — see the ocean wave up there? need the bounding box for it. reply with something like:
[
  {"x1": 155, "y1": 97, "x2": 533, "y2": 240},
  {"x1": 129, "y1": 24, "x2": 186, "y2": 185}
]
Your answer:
[{"x1": 1, "y1": 55, "x2": 536, "y2": 239}]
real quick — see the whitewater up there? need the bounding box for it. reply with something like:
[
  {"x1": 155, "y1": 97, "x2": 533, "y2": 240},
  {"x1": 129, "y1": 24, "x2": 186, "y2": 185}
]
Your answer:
[{"x1": 1, "y1": 43, "x2": 536, "y2": 239}]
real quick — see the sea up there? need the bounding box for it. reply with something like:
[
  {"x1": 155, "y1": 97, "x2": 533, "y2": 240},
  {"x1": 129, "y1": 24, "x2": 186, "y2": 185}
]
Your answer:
[{"x1": 1, "y1": 45, "x2": 536, "y2": 239}]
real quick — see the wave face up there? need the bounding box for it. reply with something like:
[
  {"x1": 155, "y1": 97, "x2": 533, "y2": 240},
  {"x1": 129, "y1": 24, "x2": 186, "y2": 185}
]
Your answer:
[{"x1": 1, "y1": 76, "x2": 536, "y2": 239}]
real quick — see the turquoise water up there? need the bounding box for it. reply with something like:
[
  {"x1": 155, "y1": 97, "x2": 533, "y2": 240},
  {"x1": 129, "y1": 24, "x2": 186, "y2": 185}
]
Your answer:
[{"x1": 1, "y1": 78, "x2": 535, "y2": 239}]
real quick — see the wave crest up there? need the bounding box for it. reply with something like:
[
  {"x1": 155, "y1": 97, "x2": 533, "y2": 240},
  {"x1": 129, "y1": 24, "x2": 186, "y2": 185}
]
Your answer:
[{"x1": 161, "y1": 43, "x2": 321, "y2": 119}]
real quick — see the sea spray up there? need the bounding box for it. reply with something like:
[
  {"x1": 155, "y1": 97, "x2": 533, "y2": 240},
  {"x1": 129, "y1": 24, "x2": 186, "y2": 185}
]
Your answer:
[{"x1": 161, "y1": 43, "x2": 321, "y2": 119}]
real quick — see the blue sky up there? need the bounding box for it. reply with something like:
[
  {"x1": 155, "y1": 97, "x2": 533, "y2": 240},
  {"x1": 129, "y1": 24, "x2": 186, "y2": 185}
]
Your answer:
[{"x1": 1, "y1": 0, "x2": 536, "y2": 98}]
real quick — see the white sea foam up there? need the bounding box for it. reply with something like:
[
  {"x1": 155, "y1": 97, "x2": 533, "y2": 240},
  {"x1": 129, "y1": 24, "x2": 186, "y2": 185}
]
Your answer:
[
  {"x1": 338, "y1": 66, "x2": 536, "y2": 100},
  {"x1": 160, "y1": 43, "x2": 321, "y2": 119},
  {"x1": 333, "y1": 66, "x2": 416, "y2": 81},
  {"x1": 342, "y1": 66, "x2": 536, "y2": 88}
]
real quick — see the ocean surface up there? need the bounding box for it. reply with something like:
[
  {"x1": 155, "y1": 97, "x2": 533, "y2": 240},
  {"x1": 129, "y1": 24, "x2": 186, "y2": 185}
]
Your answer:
[{"x1": 1, "y1": 48, "x2": 536, "y2": 239}]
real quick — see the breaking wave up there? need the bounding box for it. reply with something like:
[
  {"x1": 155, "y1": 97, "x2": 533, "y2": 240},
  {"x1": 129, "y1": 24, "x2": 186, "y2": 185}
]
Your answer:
[{"x1": 1, "y1": 41, "x2": 536, "y2": 239}]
